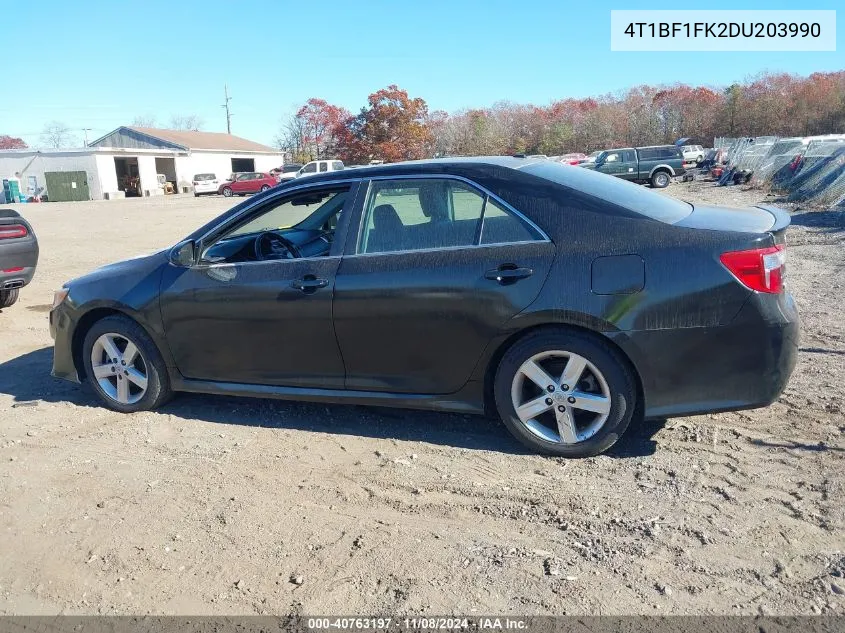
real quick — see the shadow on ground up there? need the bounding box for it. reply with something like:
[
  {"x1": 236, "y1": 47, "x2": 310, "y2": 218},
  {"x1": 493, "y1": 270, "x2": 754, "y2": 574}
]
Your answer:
[
  {"x1": 790, "y1": 209, "x2": 845, "y2": 233},
  {"x1": 0, "y1": 347, "x2": 659, "y2": 458}
]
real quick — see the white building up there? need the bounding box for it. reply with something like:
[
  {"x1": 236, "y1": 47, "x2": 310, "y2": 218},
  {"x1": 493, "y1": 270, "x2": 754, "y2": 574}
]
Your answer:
[{"x1": 0, "y1": 127, "x2": 283, "y2": 202}]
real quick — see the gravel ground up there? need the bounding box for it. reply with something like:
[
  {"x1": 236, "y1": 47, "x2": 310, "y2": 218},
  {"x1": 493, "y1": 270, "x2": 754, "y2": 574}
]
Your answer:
[{"x1": 0, "y1": 182, "x2": 842, "y2": 616}]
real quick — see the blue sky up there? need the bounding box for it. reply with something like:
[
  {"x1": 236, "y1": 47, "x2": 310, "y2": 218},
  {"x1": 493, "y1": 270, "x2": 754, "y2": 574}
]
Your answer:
[{"x1": 3, "y1": 0, "x2": 842, "y2": 147}]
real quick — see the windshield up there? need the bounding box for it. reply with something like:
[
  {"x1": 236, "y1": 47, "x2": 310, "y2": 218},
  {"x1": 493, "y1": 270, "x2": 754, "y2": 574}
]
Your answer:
[{"x1": 524, "y1": 161, "x2": 692, "y2": 224}]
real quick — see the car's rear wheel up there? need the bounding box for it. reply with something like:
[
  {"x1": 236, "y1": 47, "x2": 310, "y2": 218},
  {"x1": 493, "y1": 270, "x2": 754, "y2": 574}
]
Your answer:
[
  {"x1": 222, "y1": 187, "x2": 233, "y2": 197},
  {"x1": 494, "y1": 330, "x2": 636, "y2": 457},
  {"x1": 651, "y1": 171, "x2": 670, "y2": 188},
  {"x1": 0, "y1": 288, "x2": 19, "y2": 308},
  {"x1": 651, "y1": 171, "x2": 670, "y2": 189},
  {"x1": 260, "y1": 185, "x2": 270, "y2": 192},
  {"x1": 82, "y1": 315, "x2": 172, "y2": 413}
]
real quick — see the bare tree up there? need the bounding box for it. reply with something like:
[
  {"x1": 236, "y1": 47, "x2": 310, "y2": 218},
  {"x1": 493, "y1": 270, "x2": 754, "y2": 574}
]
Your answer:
[
  {"x1": 274, "y1": 112, "x2": 308, "y2": 163},
  {"x1": 168, "y1": 114, "x2": 203, "y2": 131},
  {"x1": 40, "y1": 121, "x2": 75, "y2": 148},
  {"x1": 132, "y1": 115, "x2": 157, "y2": 127}
]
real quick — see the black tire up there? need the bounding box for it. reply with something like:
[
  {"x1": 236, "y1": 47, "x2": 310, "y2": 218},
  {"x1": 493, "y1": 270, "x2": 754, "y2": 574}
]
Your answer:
[
  {"x1": 0, "y1": 288, "x2": 19, "y2": 308},
  {"x1": 650, "y1": 170, "x2": 671, "y2": 188},
  {"x1": 695, "y1": 155, "x2": 703, "y2": 164},
  {"x1": 260, "y1": 185, "x2": 270, "y2": 192},
  {"x1": 493, "y1": 329, "x2": 637, "y2": 457},
  {"x1": 82, "y1": 315, "x2": 172, "y2": 413},
  {"x1": 222, "y1": 187, "x2": 233, "y2": 197}
]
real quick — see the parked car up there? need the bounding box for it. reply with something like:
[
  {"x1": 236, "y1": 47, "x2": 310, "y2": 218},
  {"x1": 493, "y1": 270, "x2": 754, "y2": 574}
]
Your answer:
[
  {"x1": 0, "y1": 209, "x2": 38, "y2": 308},
  {"x1": 49, "y1": 157, "x2": 798, "y2": 457},
  {"x1": 218, "y1": 172, "x2": 278, "y2": 197},
  {"x1": 681, "y1": 144, "x2": 707, "y2": 164},
  {"x1": 582, "y1": 145, "x2": 686, "y2": 188},
  {"x1": 192, "y1": 173, "x2": 219, "y2": 196},
  {"x1": 558, "y1": 153, "x2": 587, "y2": 165},
  {"x1": 297, "y1": 160, "x2": 344, "y2": 178},
  {"x1": 579, "y1": 150, "x2": 602, "y2": 165},
  {"x1": 272, "y1": 164, "x2": 303, "y2": 182}
]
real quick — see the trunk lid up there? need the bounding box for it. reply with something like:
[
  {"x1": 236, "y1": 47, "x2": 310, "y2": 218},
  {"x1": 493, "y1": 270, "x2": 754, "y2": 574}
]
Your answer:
[{"x1": 675, "y1": 203, "x2": 790, "y2": 237}]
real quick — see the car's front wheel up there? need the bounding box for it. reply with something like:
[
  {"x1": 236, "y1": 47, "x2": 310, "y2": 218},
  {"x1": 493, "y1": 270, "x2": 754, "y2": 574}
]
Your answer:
[
  {"x1": 494, "y1": 329, "x2": 637, "y2": 457},
  {"x1": 82, "y1": 315, "x2": 172, "y2": 413},
  {"x1": 221, "y1": 187, "x2": 233, "y2": 197},
  {"x1": 0, "y1": 288, "x2": 19, "y2": 308}
]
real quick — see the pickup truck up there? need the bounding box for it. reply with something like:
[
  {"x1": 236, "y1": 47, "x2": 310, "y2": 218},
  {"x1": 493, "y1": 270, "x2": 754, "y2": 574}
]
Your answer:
[
  {"x1": 582, "y1": 145, "x2": 685, "y2": 188},
  {"x1": 0, "y1": 209, "x2": 39, "y2": 308}
]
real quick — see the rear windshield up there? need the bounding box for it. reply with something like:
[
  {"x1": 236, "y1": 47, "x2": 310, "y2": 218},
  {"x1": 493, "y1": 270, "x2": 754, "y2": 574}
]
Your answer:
[
  {"x1": 524, "y1": 161, "x2": 692, "y2": 224},
  {"x1": 194, "y1": 173, "x2": 215, "y2": 181}
]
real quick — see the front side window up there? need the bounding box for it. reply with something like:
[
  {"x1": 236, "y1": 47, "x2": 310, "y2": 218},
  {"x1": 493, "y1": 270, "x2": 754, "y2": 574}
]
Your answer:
[
  {"x1": 302, "y1": 162, "x2": 317, "y2": 173},
  {"x1": 604, "y1": 152, "x2": 619, "y2": 163},
  {"x1": 201, "y1": 187, "x2": 350, "y2": 263},
  {"x1": 358, "y1": 178, "x2": 542, "y2": 255}
]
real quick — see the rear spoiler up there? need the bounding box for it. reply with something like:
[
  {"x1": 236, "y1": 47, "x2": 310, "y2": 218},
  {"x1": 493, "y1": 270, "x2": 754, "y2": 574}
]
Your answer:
[{"x1": 754, "y1": 205, "x2": 791, "y2": 234}]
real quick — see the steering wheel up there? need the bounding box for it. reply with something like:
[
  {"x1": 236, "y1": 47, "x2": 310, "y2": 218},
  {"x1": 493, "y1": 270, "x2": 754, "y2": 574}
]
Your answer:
[{"x1": 254, "y1": 231, "x2": 302, "y2": 261}]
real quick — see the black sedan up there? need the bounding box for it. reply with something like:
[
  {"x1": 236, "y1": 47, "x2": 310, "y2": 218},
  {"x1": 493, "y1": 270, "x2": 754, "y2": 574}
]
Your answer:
[
  {"x1": 49, "y1": 158, "x2": 798, "y2": 457},
  {"x1": 0, "y1": 209, "x2": 39, "y2": 308}
]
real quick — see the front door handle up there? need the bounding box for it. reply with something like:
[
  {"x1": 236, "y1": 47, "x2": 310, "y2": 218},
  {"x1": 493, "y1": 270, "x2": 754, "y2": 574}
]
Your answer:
[
  {"x1": 291, "y1": 275, "x2": 329, "y2": 292},
  {"x1": 485, "y1": 265, "x2": 533, "y2": 284}
]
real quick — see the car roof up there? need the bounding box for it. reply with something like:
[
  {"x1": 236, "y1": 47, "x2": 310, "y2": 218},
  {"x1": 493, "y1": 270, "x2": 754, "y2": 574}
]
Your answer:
[{"x1": 281, "y1": 156, "x2": 548, "y2": 186}]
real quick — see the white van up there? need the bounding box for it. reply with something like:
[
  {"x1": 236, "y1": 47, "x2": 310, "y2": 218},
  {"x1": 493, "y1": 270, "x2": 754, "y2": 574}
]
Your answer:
[{"x1": 297, "y1": 160, "x2": 344, "y2": 178}]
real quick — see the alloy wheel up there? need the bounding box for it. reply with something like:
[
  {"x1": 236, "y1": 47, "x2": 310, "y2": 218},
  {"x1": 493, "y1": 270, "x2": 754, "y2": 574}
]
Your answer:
[
  {"x1": 90, "y1": 332, "x2": 149, "y2": 405},
  {"x1": 510, "y1": 350, "x2": 611, "y2": 444}
]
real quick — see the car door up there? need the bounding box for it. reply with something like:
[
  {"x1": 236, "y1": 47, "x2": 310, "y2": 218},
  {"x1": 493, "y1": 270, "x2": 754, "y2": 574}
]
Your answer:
[
  {"x1": 332, "y1": 176, "x2": 556, "y2": 395},
  {"x1": 159, "y1": 182, "x2": 360, "y2": 388},
  {"x1": 618, "y1": 150, "x2": 638, "y2": 180},
  {"x1": 596, "y1": 151, "x2": 623, "y2": 177}
]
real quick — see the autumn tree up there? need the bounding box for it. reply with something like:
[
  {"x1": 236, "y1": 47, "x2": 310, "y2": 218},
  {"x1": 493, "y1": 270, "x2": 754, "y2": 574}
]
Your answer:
[
  {"x1": 0, "y1": 135, "x2": 27, "y2": 150},
  {"x1": 276, "y1": 98, "x2": 350, "y2": 162},
  {"x1": 336, "y1": 85, "x2": 433, "y2": 163}
]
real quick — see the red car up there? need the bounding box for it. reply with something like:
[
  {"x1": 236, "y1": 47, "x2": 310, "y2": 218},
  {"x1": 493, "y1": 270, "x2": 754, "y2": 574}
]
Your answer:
[
  {"x1": 218, "y1": 172, "x2": 278, "y2": 197},
  {"x1": 558, "y1": 153, "x2": 588, "y2": 165}
]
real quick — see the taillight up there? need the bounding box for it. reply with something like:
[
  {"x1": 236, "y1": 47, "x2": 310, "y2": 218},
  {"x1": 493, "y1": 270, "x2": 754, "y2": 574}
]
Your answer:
[
  {"x1": 720, "y1": 245, "x2": 786, "y2": 294},
  {"x1": 0, "y1": 224, "x2": 27, "y2": 240}
]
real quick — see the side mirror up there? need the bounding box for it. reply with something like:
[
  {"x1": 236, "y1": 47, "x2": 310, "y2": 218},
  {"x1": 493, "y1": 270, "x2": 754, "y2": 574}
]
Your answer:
[{"x1": 169, "y1": 240, "x2": 197, "y2": 267}]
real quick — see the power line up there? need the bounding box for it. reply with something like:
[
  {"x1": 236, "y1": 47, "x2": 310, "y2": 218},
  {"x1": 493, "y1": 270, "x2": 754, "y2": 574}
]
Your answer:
[{"x1": 222, "y1": 84, "x2": 233, "y2": 134}]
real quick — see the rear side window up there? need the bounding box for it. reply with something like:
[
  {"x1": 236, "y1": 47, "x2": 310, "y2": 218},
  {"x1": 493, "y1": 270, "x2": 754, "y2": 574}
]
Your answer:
[
  {"x1": 525, "y1": 161, "x2": 692, "y2": 224},
  {"x1": 480, "y1": 199, "x2": 540, "y2": 245},
  {"x1": 359, "y1": 179, "x2": 543, "y2": 254}
]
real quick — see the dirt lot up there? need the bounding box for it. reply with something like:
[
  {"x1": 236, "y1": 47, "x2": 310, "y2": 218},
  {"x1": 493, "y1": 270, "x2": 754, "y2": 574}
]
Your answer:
[{"x1": 0, "y1": 182, "x2": 843, "y2": 616}]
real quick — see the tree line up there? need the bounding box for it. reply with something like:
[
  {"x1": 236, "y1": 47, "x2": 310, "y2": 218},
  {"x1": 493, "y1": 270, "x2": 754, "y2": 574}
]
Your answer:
[{"x1": 276, "y1": 71, "x2": 845, "y2": 164}]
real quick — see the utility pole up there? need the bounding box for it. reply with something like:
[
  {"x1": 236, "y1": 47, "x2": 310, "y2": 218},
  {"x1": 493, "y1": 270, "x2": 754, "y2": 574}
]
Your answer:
[
  {"x1": 222, "y1": 84, "x2": 233, "y2": 134},
  {"x1": 82, "y1": 128, "x2": 92, "y2": 147}
]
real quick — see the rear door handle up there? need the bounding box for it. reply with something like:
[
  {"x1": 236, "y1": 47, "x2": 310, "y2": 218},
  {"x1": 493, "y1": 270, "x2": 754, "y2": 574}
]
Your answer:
[
  {"x1": 485, "y1": 265, "x2": 533, "y2": 284},
  {"x1": 291, "y1": 275, "x2": 329, "y2": 292}
]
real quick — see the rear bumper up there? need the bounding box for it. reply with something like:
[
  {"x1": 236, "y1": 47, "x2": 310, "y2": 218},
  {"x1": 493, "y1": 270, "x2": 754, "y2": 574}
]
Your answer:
[
  {"x1": 0, "y1": 239, "x2": 38, "y2": 289},
  {"x1": 0, "y1": 265, "x2": 36, "y2": 289},
  {"x1": 193, "y1": 184, "x2": 218, "y2": 194},
  {"x1": 612, "y1": 291, "x2": 799, "y2": 419}
]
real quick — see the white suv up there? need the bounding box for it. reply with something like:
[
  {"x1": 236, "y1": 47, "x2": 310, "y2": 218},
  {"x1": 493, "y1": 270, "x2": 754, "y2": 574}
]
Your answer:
[
  {"x1": 681, "y1": 145, "x2": 706, "y2": 164},
  {"x1": 297, "y1": 160, "x2": 344, "y2": 178},
  {"x1": 192, "y1": 173, "x2": 219, "y2": 196}
]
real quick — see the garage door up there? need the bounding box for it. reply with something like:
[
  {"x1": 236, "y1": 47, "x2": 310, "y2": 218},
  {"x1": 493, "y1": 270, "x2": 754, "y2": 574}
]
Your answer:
[{"x1": 45, "y1": 171, "x2": 90, "y2": 202}]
